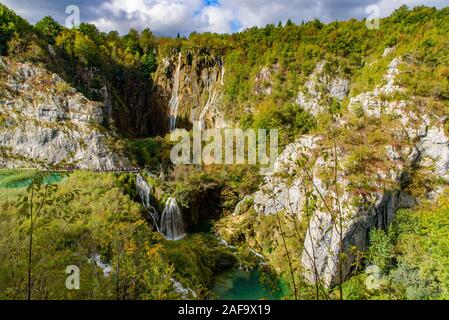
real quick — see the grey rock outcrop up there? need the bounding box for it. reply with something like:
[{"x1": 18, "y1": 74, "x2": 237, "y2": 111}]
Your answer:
[
  {"x1": 0, "y1": 58, "x2": 129, "y2": 170},
  {"x1": 254, "y1": 64, "x2": 279, "y2": 96},
  {"x1": 296, "y1": 61, "x2": 350, "y2": 116}
]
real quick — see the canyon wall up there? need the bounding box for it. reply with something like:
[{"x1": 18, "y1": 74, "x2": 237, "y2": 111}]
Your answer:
[
  {"x1": 0, "y1": 57, "x2": 128, "y2": 170},
  {"x1": 236, "y1": 54, "x2": 449, "y2": 287},
  {"x1": 151, "y1": 49, "x2": 227, "y2": 132}
]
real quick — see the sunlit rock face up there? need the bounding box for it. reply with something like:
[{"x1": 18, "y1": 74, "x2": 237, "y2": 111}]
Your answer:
[
  {"x1": 296, "y1": 61, "x2": 350, "y2": 117},
  {"x1": 248, "y1": 57, "x2": 449, "y2": 287},
  {"x1": 0, "y1": 57, "x2": 128, "y2": 170},
  {"x1": 152, "y1": 50, "x2": 228, "y2": 132}
]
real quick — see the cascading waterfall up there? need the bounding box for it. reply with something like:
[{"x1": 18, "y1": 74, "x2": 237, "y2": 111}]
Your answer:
[
  {"x1": 168, "y1": 52, "x2": 182, "y2": 131},
  {"x1": 136, "y1": 174, "x2": 186, "y2": 240},
  {"x1": 199, "y1": 89, "x2": 219, "y2": 130},
  {"x1": 136, "y1": 174, "x2": 160, "y2": 232},
  {"x1": 160, "y1": 198, "x2": 186, "y2": 241},
  {"x1": 198, "y1": 64, "x2": 224, "y2": 130}
]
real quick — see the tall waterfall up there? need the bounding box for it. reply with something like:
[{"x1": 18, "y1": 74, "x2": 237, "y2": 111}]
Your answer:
[
  {"x1": 136, "y1": 174, "x2": 160, "y2": 232},
  {"x1": 160, "y1": 198, "x2": 186, "y2": 241},
  {"x1": 168, "y1": 52, "x2": 182, "y2": 132}
]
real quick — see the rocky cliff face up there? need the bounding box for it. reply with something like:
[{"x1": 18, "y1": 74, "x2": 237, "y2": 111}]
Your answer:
[
  {"x1": 0, "y1": 57, "x2": 129, "y2": 170},
  {"x1": 151, "y1": 50, "x2": 228, "y2": 131},
  {"x1": 0, "y1": 48, "x2": 230, "y2": 169},
  {"x1": 241, "y1": 55, "x2": 449, "y2": 287},
  {"x1": 296, "y1": 61, "x2": 350, "y2": 116}
]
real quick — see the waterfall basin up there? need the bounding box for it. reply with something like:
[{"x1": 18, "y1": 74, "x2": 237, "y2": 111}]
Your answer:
[
  {"x1": 160, "y1": 197, "x2": 187, "y2": 241},
  {"x1": 212, "y1": 268, "x2": 288, "y2": 300}
]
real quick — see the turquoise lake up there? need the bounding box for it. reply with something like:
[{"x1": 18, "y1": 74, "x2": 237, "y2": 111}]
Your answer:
[{"x1": 212, "y1": 268, "x2": 288, "y2": 300}]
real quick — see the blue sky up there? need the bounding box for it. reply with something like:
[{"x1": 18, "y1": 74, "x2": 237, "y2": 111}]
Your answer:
[{"x1": 2, "y1": 0, "x2": 449, "y2": 36}]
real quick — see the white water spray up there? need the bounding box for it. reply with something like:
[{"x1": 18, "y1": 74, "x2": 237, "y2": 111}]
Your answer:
[
  {"x1": 136, "y1": 175, "x2": 186, "y2": 240},
  {"x1": 160, "y1": 198, "x2": 186, "y2": 241},
  {"x1": 169, "y1": 52, "x2": 182, "y2": 131},
  {"x1": 199, "y1": 89, "x2": 219, "y2": 130},
  {"x1": 220, "y1": 65, "x2": 225, "y2": 86},
  {"x1": 136, "y1": 174, "x2": 160, "y2": 232},
  {"x1": 198, "y1": 63, "x2": 224, "y2": 130}
]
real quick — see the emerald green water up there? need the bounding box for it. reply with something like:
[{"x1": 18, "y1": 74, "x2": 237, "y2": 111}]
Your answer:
[
  {"x1": 212, "y1": 268, "x2": 288, "y2": 300},
  {"x1": 0, "y1": 171, "x2": 63, "y2": 189},
  {"x1": 188, "y1": 217, "x2": 289, "y2": 300}
]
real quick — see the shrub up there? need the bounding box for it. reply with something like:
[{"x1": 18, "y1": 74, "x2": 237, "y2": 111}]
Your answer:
[{"x1": 366, "y1": 229, "x2": 394, "y2": 273}]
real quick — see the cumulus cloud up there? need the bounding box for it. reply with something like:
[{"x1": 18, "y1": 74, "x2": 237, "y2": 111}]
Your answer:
[
  {"x1": 194, "y1": 5, "x2": 235, "y2": 33},
  {"x1": 1, "y1": 0, "x2": 449, "y2": 36},
  {"x1": 93, "y1": 0, "x2": 203, "y2": 35},
  {"x1": 1, "y1": 0, "x2": 104, "y2": 24}
]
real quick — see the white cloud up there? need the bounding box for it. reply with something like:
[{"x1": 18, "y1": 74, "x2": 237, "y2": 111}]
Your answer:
[
  {"x1": 194, "y1": 6, "x2": 235, "y2": 33},
  {"x1": 90, "y1": 0, "x2": 205, "y2": 35},
  {"x1": 2, "y1": 0, "x2": 449, "y2": 36},
  {"x1": 377, "y1": 0, "x2": 449, "y2": 16},
  {"x1": 221, "y1": 0, "x2": 321, "y2": 29}
]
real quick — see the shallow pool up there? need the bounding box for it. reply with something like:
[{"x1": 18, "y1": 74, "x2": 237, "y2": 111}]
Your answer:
[
  {"x1": 212, "y1": 268, "x2": 288, "y2": 300},
  {"x1": 0, "y1": 171, "x2": 63, "y2": 189}
]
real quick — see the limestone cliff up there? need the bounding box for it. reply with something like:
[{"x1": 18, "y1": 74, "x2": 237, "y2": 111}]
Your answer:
[
  {"x1": 296, "y1": 61, "x2": 350, "y2": 116},
  {"x1": 0, "y1": 57, "x2": 129, "y2": 170},
  {"x1": 151, "y1": 50, "x2": 228, "y2": 131},
  {"x1": 227, "y1": 54, "x2": 449, "y2": 287}
]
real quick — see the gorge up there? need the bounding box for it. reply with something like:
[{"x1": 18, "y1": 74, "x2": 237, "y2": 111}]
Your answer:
[{"x1": 1, "y1": 3, "x2": 449, "y2": 300}]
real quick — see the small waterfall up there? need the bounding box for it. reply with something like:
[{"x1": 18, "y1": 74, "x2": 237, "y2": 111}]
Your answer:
[
  {"x1": 199, "y1": 89, "x2": 219, "y2": 130},
  {"x1": 233, "y1": 195, "x2": 252, "y2": 216},
  {"x1": 160, "y1": 198, "x2": 186, "y2": 241},
  {"x1": 221, "y1": 65, "x2": 225, "y2": 86},
  {"x1": 136, "y1": 174, "x2": 186, "y2": 241},
  {"x1": 136, "y1": 174, "x2": 160, "y2": 232},
  {"x1": 89, "y1": 253, "x2": 112, "y2": 277},
  {"x1": 198, "y1": 63, "x2": 224, "y2": 129},
  {"x1": 168, "y1": 52, "x2": 182, "y2": 131}
]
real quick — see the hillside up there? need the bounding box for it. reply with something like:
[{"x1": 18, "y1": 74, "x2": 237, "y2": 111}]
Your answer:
[{"x1": 0, "y1": 3, "x2": 449, "y2": 300}]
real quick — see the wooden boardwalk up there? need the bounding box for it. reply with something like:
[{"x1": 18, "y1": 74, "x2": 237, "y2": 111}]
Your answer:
[{"x1": 0, "y1": 167, "x2": 145, "y2": 173}]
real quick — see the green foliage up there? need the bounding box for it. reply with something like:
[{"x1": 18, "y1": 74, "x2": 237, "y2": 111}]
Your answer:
[
  {"x1": 141, "y1": 50, "x2": 157, "y2": 74},
  {"x1": 347, "y1": 192, "x2": 449, "y2": 300},
  {"x1": 252, "y1": 101, "x2": 316, "y2": 145},
  {"x1": 0, "y1": 3, "x2": 33, "y2": 55},
  {"x1": 342, "y1": 273, "x2": 369, "y2": 300},
  {"x1": 126, "y1": 136, "x2": 173, "y2": 170},
  {"x1": 2, "y1": 3, "x2": 449, "y2": 301},
  {"x1": 366, "y1": 229, "x2": 394, "y2": 273},
  {"x1": 73, "y1": 32, "x2": 99, "y2": 66},
  {"x1": 0, "y1": 171, "x2": 185, "y2": 299},
  {"x1": 162, "y1": 233, "x2": 236, "y2": 296},
  {"x1": 385, "y1": 36, "x2": 397, "y2": 47},
  {"x1": 35, "y1": 16, "x2": 62, "y2": 44},
  {"x1": 3, "y1": 3, "x2": 449, "y2": 141}
]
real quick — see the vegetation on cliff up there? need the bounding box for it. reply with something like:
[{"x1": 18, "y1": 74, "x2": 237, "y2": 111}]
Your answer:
[{"x1": 343, "y1": 191, "x2": 449, "y2": 300}]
